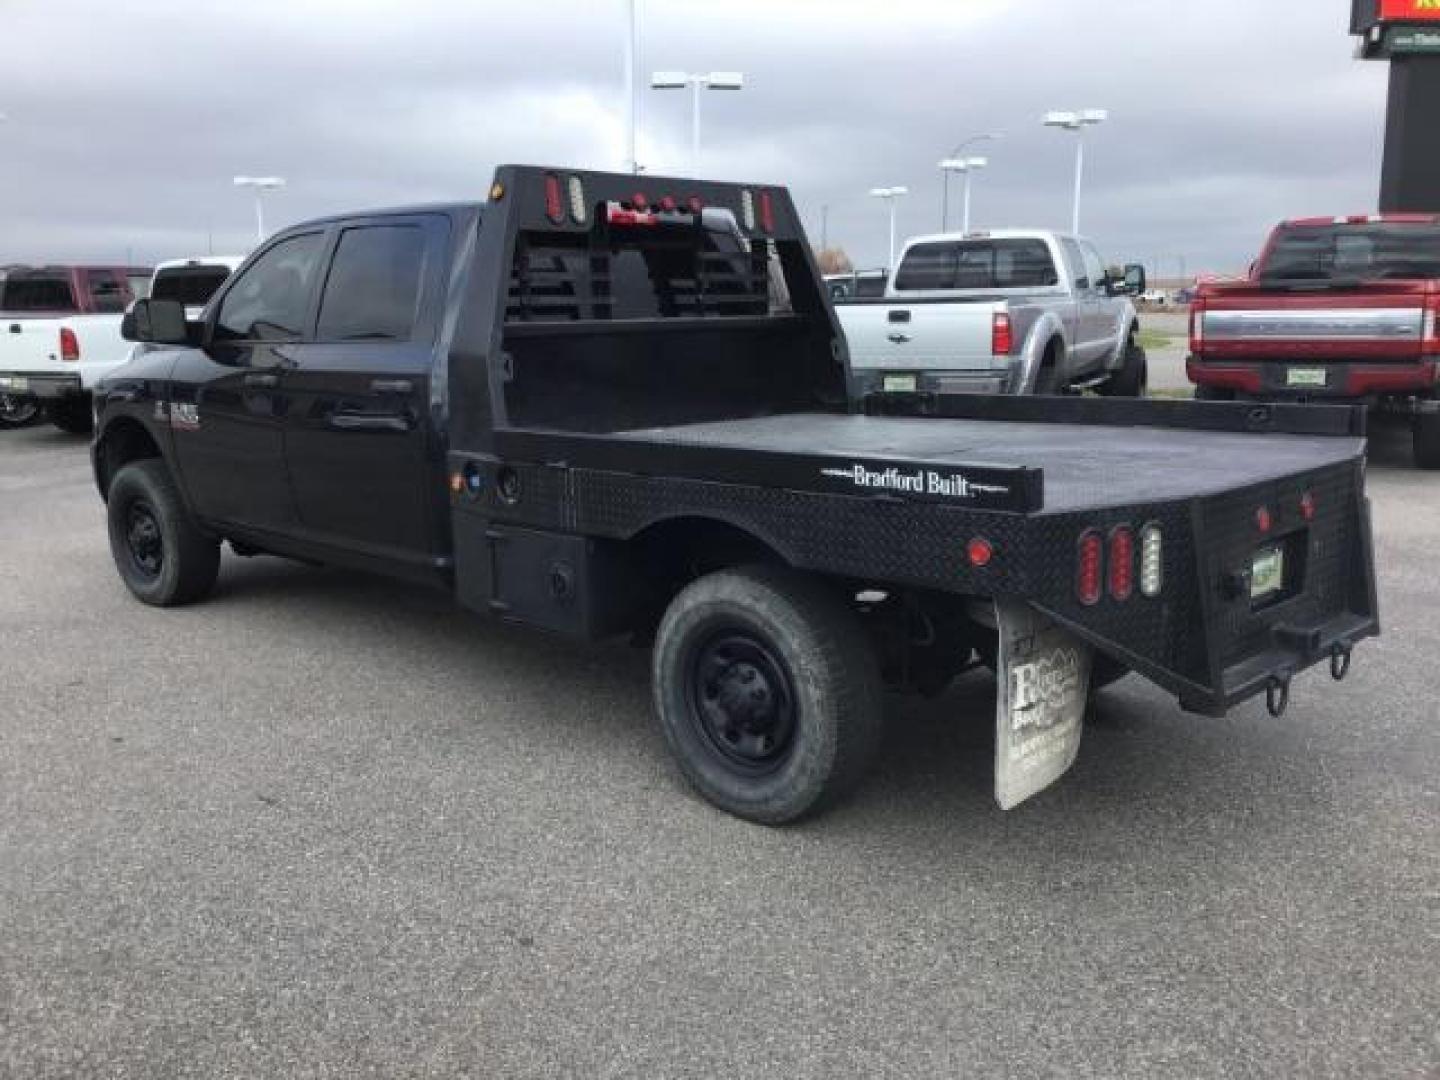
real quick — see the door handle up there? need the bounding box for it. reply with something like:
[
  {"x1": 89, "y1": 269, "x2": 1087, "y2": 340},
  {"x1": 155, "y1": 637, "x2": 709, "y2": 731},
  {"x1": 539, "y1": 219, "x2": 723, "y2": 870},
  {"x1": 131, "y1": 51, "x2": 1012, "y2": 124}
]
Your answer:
[
  {"x1": 329, "y1": 412, "x2": 410, "y2": 432},
  {"x1": 887, "y1": 332, "x2": 912, "y2": 344},
  {"x1": 243, "y1": 372, "x2": 279, "y2": 388},
  {"x1": 8, "y1": 324, "x2": 20, "y2": 334},
  {"x1": 369, "y1": 378, "x2": 413, "y2": 394}
]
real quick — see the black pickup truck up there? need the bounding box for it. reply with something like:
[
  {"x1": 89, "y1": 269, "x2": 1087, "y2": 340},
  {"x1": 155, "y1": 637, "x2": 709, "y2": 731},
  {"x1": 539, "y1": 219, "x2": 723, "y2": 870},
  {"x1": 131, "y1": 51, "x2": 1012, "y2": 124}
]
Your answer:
[{"x1": 99, "y1": 165, "x2": 1379, "y2": 822}]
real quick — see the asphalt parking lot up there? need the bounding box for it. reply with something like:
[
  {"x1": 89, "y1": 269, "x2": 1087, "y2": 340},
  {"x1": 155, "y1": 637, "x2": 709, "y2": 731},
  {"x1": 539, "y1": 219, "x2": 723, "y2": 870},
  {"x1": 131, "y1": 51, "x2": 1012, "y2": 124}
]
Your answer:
[{"x1": 1, "y1": 420, "x2": 1436, "y2": 1079}]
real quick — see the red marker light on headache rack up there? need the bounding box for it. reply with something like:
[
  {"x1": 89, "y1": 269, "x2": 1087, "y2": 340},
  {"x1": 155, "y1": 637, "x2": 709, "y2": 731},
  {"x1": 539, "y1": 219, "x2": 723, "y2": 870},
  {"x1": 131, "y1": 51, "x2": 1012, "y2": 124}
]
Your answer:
[
  {"x1": 1256, "y1": 506, "x2": 1273, "y2": 533},
  {"x1": 1299, "y1": 492, "x2": 1316, "y2": 522},
  {"x1": 543, "y1": 173, "x2": 564, "y2": 224},
  {"x1": 759, "y1": 190, "x2": 775, "y2": 233}
]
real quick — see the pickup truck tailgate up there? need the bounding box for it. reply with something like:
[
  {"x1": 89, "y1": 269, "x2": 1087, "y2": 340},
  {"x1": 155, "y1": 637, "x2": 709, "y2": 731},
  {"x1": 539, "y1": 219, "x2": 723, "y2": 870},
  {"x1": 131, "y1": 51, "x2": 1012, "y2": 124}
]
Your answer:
[{"x1": 838, "y1": 299, "x2": 1003, "y2": 373}]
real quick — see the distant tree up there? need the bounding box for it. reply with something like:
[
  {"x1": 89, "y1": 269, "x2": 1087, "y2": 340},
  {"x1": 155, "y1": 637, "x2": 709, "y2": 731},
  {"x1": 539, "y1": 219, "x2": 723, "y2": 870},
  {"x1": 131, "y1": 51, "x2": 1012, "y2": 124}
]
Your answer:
[{"x1": 815, "y1": 247, "x2": 853, "y2": 275}]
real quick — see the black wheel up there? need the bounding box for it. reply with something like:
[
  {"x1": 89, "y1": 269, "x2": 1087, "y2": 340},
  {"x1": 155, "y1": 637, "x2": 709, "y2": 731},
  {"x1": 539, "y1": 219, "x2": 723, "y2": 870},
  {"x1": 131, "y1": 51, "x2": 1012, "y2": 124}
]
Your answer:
[
  {"x1": 653, "y1": 565, "x2": 883, "y2": 824},
  {"x1": 0, "y1": 393, "x2": 41, "y2": 428},
  {"x1": 1414, "y1": 410, "x2": 1440, "y2": 470},
  {"x1": 1194, "y1": 385, "x2": 1236, "y2": 402},
  {"x1": 106, "y1": 460, "x2": 220, "y2": 606},
  {"x1": 46, "y1": 395, "x2": 93, "y2": 434},
  {"x1": 1099, "y1": 337, "x2": 1147, "y2": 397}
]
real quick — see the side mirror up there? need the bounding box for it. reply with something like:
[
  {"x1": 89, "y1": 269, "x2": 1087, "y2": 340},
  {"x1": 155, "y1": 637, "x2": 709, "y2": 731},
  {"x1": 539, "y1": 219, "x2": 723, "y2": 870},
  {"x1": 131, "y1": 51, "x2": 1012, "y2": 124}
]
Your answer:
[
  {"x1": 1122, "y1": 263, "x2": 1146, "y2": 296},
  {"x1": 122, "y1": 298, "x2": 192, "y2": 345}
]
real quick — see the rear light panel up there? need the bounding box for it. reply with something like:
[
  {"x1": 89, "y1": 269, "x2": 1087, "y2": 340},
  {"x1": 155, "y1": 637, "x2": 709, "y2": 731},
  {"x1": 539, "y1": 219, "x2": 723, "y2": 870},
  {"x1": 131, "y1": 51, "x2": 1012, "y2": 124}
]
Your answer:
[
  {"x1": 992, "y1": 312, "x2": 1014, "y2": 356},
  {"x1": 59, "y1": 327, "x2": 80, "y2": 362},
  {"x1": 1076, "y1": 522, "x2": 1163, "y2": 604},
  {"x1": 1189, "y1": 304, "x2": 1204, "y2": 352}
]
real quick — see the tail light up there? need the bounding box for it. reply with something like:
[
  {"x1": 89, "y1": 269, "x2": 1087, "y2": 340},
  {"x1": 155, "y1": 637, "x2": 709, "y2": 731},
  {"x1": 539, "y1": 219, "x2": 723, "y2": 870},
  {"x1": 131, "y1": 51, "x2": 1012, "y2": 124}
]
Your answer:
[
  {"x1": 740, "y1": 189, "x2": 756, "y2": 231},
  {"x1": 686, "y1": 195, "x2": 704, "y2": 214},
  {"x1": 1077, "y1": 530, "x2": 1103, "y2": 606},
  {"x1": 758, "y1": 190, "x2": 775, "y2": 234},
  {"x1": 1139, "y1": 523, "x2": 1163, "y2": 598},
  {"x1": 1256, "y1": 505, "x2": 1272, "y2": 533},
  {"x1": 631, "y1": 191, "x2": 649, "y2": 211},
  {"x1": 542, "y1": 173, "x2": 564, "y2": 224},
  {"x1": 567, "y1": 174, "x2": 588, "y2": 224},
  {"x1": 992, "y1": 312, "x2": 1013, "y2": 356},
  {"x1": 1108, "y1": 526, "x2": 1135, "y2": 601},
  {"x1": 659, "y1": 195, "x2": 677, "y2": 212},
  {"x1": 1189, "y1": 303, "x2": 1204, "y2": 352},
  {"x1": 1424, "y1": 295, "x2": 1439, "y2": 356},
  {"x1": 59, "y1": 327, "x2": 80, "y2": 362},
  {"x1": 1299, "y1": 492, "x2": 1316, "y2": 522}
]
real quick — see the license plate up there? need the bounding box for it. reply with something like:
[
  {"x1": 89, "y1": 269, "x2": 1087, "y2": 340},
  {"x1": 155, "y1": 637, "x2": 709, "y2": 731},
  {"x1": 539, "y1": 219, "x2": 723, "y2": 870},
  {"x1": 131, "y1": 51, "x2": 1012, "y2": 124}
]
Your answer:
[
  {"x1": 1286, "y1": 367, "x2": 1328, "y2": 388},
  {"x1": 1251, "y1": 544, "x2": 1286, "y2": 600},
  {"x1": 882, "y1": 374, "x2": 917, "y2": 393},
  {"x1": 0, "y1": 376, "x2": 27, "y2": 392}
]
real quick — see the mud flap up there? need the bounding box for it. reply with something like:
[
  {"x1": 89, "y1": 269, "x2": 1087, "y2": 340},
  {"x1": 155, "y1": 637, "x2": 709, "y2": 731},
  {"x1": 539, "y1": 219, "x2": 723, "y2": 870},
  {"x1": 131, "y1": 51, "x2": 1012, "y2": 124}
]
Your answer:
[{"x1": 994, "y1": 600, "x2": 1093, "y2": 810}]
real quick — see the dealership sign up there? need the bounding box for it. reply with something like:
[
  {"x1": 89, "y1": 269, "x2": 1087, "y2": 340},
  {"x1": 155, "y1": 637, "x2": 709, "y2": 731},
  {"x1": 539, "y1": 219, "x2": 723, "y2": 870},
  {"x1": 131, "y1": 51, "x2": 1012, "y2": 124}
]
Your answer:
[{"x1": 1380, "y1": 0, "x2": 1440, "y2": 21}]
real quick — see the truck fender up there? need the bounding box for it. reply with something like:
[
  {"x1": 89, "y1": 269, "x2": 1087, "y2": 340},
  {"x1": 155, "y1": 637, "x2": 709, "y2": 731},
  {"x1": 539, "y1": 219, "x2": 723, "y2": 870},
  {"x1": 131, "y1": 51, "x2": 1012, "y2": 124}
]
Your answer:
[
  {"x1": 1105, "y1": 309, "x2": 1140, "y2": 372},
  {"x1": 1012, "y1": 311, "x2": 1069, "y2": 394}
]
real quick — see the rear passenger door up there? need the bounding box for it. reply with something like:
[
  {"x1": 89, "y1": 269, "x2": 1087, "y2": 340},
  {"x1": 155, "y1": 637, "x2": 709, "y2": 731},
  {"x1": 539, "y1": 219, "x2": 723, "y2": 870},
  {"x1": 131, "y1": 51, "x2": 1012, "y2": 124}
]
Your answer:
[
  {"x1": 1080, "y1": 241, "x2": 1122, "y2": 364},
  {"x1": 282, "y1": 215, "x2": 451, "y2": 562}
]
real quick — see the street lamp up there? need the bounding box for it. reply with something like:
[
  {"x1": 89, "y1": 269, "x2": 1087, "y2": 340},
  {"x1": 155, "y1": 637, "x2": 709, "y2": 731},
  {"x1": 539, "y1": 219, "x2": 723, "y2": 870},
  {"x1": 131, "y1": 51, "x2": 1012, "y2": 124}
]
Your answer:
[
  {"x1": 233, "y1": 175, "x2": 286, "y2": 242},
  {"x1": 650, "y1": 70, "x2": 744, "y2": 173},
  {"x1": 938, "y1": 156, "x2": 988, "y2": 234},
  {"x1": 869, "y1": 186, "x2": 909, "y2": 274},
  {"x1": 939, "y1": 132, "x2": 997, "y2": 231},
  {"x1": 1043, "y1": 109, "x2": 1107, "y2": 235}
]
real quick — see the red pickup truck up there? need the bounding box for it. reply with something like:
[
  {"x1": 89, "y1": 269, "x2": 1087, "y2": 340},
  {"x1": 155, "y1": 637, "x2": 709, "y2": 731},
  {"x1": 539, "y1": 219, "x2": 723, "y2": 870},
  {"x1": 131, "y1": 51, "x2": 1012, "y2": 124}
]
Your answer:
[{"x1": 1187, "y1": 215, "x2": 1440, "y2": 468}]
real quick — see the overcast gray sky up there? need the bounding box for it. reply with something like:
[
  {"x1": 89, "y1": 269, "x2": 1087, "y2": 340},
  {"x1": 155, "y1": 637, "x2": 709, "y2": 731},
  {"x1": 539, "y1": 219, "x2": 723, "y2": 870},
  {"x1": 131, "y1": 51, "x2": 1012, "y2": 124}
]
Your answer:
[{"x1": 1, "y1": 0, "x2": 1387, "y2": 276}]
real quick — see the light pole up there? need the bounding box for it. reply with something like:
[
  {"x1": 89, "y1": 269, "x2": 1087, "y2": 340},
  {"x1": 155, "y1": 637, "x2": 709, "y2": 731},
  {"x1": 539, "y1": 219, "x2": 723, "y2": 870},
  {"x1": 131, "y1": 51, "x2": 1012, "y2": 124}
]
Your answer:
[
  {"x1": 623, "y1": 0, "x2": 638, "y2": 173},
  {"x1": 939, "y1": 133, "x2": 997, "y2": 231},
  {"x1": 233, "y1": 176, "x2": 285, "y2": 243},
  {"x1": 1043, "y1": 109, "x2": 1106, "y2": 234},
  {"x1": 938, "y1": 157, "x2": 988, "y2": 234},
  {"x1": 650, "y1": 70, "x2": 743, "y2": 173},
  {"x1": 869, "y1": 186, "x2": 908, "y2": 274}
]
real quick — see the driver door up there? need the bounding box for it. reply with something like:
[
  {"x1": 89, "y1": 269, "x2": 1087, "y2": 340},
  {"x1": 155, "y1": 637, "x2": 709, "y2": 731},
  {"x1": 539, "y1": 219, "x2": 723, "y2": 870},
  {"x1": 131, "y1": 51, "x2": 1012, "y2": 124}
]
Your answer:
[{"x1": 169, "y1": 231, "x2": 326, "y2": 535}]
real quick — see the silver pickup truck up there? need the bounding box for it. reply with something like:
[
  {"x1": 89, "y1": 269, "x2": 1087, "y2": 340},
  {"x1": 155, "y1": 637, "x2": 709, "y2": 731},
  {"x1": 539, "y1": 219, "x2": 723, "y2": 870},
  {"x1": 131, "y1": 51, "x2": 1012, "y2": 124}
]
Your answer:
[{"x1": 837, "y1": 229, "x2": 1148, "y2": 399}]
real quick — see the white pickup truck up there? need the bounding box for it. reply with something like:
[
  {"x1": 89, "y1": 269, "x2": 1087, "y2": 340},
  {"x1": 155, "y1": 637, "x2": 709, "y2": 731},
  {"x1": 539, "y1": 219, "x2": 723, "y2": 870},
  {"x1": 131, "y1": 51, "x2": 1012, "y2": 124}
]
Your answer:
[
  {"x1": 0, "y1": 265, "x2": 152, "y2": 433},
  {"x1": 837, "y1": 230, "x2": 1148, "y2": 400}
]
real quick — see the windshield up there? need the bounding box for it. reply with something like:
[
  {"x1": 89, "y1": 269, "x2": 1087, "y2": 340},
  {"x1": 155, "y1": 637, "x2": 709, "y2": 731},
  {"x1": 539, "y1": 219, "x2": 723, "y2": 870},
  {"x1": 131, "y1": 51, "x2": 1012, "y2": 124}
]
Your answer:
[
  {"x1": 151, "y1": 265, "x2": 233, "y2": 308},
  {"x1": 893, "y1": 238, "x2": 1058, "y2": 291},
  {"x1": 1258, "y1": 221, "x2": 1440, "y2": 282}
]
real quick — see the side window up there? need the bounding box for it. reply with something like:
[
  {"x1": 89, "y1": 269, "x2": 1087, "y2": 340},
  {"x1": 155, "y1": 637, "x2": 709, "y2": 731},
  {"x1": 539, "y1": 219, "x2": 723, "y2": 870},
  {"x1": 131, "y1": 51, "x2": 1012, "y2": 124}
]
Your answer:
[
  {"x1": 85, "y1": 271, "x2": 128, "y2": 314},
  {"x1": 316, "y1": 225, "x2": 428, "y2": 341},
  {"x1": 215, "y1": 232, "x2": 324, "y2": 342},
  {"x1": 1080, "y1": 243, "x2": 1107, "y2": 292},
  {"x1": 1060, "y1": 239, "x2": 1088, "y2": 289}
]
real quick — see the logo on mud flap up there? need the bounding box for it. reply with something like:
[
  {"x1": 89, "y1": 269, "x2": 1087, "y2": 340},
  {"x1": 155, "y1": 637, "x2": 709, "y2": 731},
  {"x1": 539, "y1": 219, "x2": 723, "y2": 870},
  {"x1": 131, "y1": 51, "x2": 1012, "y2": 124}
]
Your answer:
[
  {"x1": 1010, "y1": 647, "x2": 1082, "y2": 733},
  {"x1": 154, "y1": 401, "x2": 200, "y2": 431},
  {"x1": 819, "y1": 463, "x2": 1010, "y2": 500}
]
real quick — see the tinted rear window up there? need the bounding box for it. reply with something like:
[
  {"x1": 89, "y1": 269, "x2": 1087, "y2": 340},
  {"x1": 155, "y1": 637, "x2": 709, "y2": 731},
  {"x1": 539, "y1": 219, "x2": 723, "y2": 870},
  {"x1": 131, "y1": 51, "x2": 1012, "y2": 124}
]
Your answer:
[
  {"x1": 316, "y1": 225, "x2": 427, "y2": 341},
  {"x1": 1259, "y1": 221, "x2": 1440, "y2": 282},
  {"x1": 151, "y1": 266, "x2": 232, "y2": 308},
  {"x1": 0, "y1": 273, "x2": 76, "y2": 312},
  {"x1": 893, "y1": 239, "x2": 1057, "y2": 291}
]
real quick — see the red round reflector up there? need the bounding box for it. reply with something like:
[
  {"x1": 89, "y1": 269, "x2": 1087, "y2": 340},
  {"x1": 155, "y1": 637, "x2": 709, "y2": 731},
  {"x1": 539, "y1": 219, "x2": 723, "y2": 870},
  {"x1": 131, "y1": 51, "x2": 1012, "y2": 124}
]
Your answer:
[
  {"x1": 1108, "y1": 526, "x2": 1135, "y2": 601},
  {"x1": 687, "y1": 195, "x2": 704, "y2": 213},
  {"x1": 659, "y1": 195, "x2": 677, "y2": 212},
  {"x1": 1299, "y1": 492, "x2": 1316, "y2": 521},
  {"x1": 1077, "y1": 530, "x2": 1104, "y2": 606},
  {"x1": 631, "y1": 192, "x2": 649, "y2": 211},
  {"x1": 966, "y1": 537, "x2": 993, "y2": 568},
  {"x1": 1256, "y1": 506, "x2": 1272, "y2": 533}
]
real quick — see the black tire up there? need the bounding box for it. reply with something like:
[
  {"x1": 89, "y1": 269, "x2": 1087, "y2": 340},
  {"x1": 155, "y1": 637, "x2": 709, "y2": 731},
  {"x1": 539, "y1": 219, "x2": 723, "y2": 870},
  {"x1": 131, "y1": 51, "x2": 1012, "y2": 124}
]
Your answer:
[
  {"x1": 1414, "y1": 410, "x2": 1440, "y2": 470},
  {"x1": 0, "y1": 394, "x2": 41, "y2": 428},
  {"x1": 1099, "y1": 337, "x2": 1147, "y2": 397},
  {"x1": 106, "y1": 460, "x2": 220, "y2": 606},
  {"x1": 1194, "y1": 385, "x2": 1236, "y2": 402},
  {"x1": 46, "y1": 395, "x2": 93, "y2": 434},
  {"x1": 653, "y1": 564, "x2": 884, "y2": 824}
]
